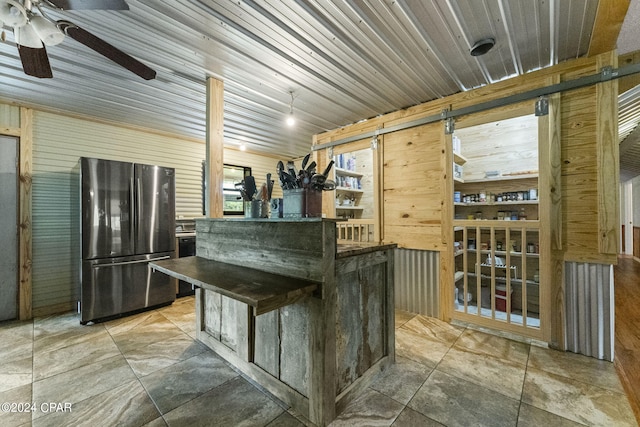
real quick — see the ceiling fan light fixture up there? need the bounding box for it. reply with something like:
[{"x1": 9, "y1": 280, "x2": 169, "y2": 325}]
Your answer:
[
  {"x1": 0, "y1": 0, "x2": 28, "y2": 28},
  {"x1": 470, "y1": 37, "x2": 495, "y2": 56},
  {"x1": 30, "y1": 15, "x2": 65, "y2": 45},
  {"x1": 15, "y1": 22, "x2": 43, "y2": 48}
]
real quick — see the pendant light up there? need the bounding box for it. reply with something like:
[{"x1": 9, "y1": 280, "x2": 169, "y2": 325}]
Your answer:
[{"x1": 286, "y1": 91, "x2": 295, "y2": 126}]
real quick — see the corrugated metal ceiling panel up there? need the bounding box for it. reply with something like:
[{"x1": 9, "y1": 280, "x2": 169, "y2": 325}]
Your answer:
[{"x1": 0, "y1": 0, "x2": 632, "y2": 163}]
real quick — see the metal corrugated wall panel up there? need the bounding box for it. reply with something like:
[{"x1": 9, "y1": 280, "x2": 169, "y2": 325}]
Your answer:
[
  {"x1": 394, "y1": 248, "x2": 439, "y2": 317},
  {"x1": 31, "y1": 111, "x2": 206, "y2": 310},
  {"x1": 564, "y1": 262, "x2": 615, "y2": 361},
  {"x1": 619, "y1": 85, "x2": 640, "y2": 141},
  {"x1": 1, "y1": 0, "x2": 603, "y2": 158},
  {"x1": 224, "y1": 149, "x2": 284, "y2": 200}
]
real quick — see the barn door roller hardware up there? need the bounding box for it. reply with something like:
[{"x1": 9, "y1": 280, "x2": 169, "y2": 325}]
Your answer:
[{"x1": 313, "y1": 62, "x2": 640, "y2": 151}]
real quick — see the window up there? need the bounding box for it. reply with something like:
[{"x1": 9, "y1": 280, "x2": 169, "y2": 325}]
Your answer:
[
  {"x1": 200, "y1": 162, "x2": 252, "y2": 216},
  {"x1": 223, "y1": 164, "x2": 251, "y2": 215}
]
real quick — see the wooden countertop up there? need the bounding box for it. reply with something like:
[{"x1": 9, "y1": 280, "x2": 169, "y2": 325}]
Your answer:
[
  {"x1": 336, "y1": 242, "x2": 397, "y2": 258},
  {"x1": 150, "y1": 256, "x2": 320, "y2": 315}
]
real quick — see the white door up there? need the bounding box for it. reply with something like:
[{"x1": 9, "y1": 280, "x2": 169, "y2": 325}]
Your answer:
[{"x1": 0, "y1": 136, "x2": 18, "y2": 321}]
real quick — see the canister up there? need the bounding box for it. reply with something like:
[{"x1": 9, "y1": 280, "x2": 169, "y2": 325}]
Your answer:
[
  {"x1": 529, "y1": 188, "x2": 537, "y2": 200},
  {"x1": 454, "y1": 191, "x2": 461, "y2": 202}
]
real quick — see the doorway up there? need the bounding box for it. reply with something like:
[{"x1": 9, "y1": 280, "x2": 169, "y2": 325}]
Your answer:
[{"x1": 0, "y1": 135, "x2": 18, "y2": 321}]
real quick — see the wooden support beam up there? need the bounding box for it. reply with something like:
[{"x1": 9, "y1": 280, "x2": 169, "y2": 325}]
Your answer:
[
  {"x1": 206, "y1": 77, "x2": 224, "y2": 218},
  {"x1": 597, "y1": 52, "x2": 620, "y2": 255},
  {"x1": 19, "y1": 107, "x2": 33, "y2": 320},
  {"x1": 588, "y1": 0, "x2": 630, "y2": 56}
]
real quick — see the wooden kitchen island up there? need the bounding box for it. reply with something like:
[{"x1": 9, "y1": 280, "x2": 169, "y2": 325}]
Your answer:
[{"x1": 150, "y1": 218, "x2": 396, "y2": 426}]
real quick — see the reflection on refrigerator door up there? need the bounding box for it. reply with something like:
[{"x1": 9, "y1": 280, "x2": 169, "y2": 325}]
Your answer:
[
  {"x1": 81, "y1": 157, "x2": 135, "y2": 260},
  {"x1": 135, "y1": 163, "x2": 175, "y2": 255}
]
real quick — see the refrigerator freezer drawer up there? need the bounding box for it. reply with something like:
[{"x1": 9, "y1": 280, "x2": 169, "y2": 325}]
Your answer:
[{"x1": 81, "y1": 252, "x2": 176, "y2": 324}]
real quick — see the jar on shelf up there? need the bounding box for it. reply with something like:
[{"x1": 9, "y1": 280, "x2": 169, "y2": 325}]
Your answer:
[{"x1": 519, "y1": 208, "x2": 527, "y2": 220}]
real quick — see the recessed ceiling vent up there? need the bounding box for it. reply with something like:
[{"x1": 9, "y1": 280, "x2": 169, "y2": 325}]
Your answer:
[{"x1": 470, "y1": 38, "x2": 495, "y2": 56}]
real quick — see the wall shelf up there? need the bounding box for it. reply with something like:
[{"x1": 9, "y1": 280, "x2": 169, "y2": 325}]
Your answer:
[
  {"x1": 335, "y1": 167, "x2": 363, "y2": 178},
  {"x1": 336, "y1": 186, "x2": 364, "y2": 193}
]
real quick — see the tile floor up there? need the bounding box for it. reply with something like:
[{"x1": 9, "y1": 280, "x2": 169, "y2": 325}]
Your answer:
[{"x1": 0, "y1": 296, "x2": 637, "y2": 427}]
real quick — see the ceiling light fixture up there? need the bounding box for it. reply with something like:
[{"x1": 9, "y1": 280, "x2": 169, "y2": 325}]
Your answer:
[
  {"x1": 14, "y1": 20, "x2": 42, "y2": 47},
  {"x1": 30, "y1": 14, "x2": 64, "y2": 46},
  {"x1": 286, "y1": 91, "x2": 295, "y2": 127},
  {"x1": 0, "y1": 0, "x2": 28, "y2": 28},
  {"x1": 470, "y1": 38, "x2": 495, "y2": 56}
]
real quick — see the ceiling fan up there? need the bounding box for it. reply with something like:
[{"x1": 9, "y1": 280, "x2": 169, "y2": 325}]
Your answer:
[{"x1": 0, "y1": 0, "x2": 155, "y2": 79}]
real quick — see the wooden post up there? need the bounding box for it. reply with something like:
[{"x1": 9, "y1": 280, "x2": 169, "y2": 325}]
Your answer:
[
  {"x1": 596, "y1": 52, "x2": 620, "y2": 255},
  {"x1": 206, "y1": 77, "x2": 224, "y2": 218},
  {"x1": 19, "y1": 107, "x2": 33, "y2": 320}
]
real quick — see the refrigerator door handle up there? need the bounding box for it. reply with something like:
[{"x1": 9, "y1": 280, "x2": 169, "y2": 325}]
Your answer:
[
  {"x1": 91, "y1": 256, "x2": 171, "y2": 269},
  {"x1": 130, "y1": 177, "x2": 136, "y2": 252}
]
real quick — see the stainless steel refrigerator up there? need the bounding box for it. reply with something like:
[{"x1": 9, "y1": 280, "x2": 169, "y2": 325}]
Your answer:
[{"x1": 79, "y1": 157, "x2": 176, "y2": 324}]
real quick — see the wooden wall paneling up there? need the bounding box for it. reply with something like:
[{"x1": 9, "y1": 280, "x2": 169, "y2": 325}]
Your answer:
[
  {"x1": 0, "y1": 103, "x2": 20, "y2": 131},
  {"x1": 383, "y1": 123, "x2": 443, "y2": 250},
  {"x1": 539, "y1": 81, "x2": 563, "y2": 346},
  {"x1": 279, "y1": 300, "x2": 310, "y2": 397},
  {"x1": 253, "y1": 310, "x2": 280, "y2": 377},
  {"x1": 440, "y1": 128, "x2": 453, "y2": 322},
  {"x1": 375, "y1": 134, "x2": 384, "y2": 242},
  {"x1": 334, "y1": 254, "x2": 387, "y2": 393},
  {"x1": 19, "y1": 107, "x2": 32, "y2": 320},
  {"x1": 308, "y1": 221, "x2": 336, "y2": 425},
  {"x1": 561, "y1": 85, "x2": 601, "y2": 261},
  {"x1": 619, "y1": 51, "x2": 640, "y2": 93},
  {"x1": 597, "y1": 52, "x2": 620, "y2": 255},
  {"x1": 455, "y1": 115, "x2": 539, "y2": 181},
  {"x1": 335, "y1": 269, "x2": 361, "y2": 393},
  {"x1": 361, "y1": 262, "x2": 385, "y2": 366},
  {"x1": 203, "y1": 289, "x2": 222, "y2": 340},
  {"x1": 220, "y1": 295, "x2": 238, "y2": 350},
  {"x1": 587, "y1": 0, "x2": 630, "y2": 56},
  {"x1": 206, "y1": 77, "x2": 224, "y2": 218},
  {"x1": 196, "y1": 220, "x2": 326, "y2": 282}
]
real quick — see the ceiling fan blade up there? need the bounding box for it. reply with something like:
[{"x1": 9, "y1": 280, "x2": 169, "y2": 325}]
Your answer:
[
  {"x1": 46, "y1": 0, "x2": 129, "y2": 10},
  {"x1": 17, "y1": 45, "x2": 53, "y2": 78},
  {"x1": 58, "y1": 21, "x2": 156, "y2": 80}
]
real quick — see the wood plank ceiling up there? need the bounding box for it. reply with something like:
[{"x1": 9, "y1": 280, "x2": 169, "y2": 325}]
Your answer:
[{"x1": 0, "y1": 0, "x2": 638, "y2": 175}]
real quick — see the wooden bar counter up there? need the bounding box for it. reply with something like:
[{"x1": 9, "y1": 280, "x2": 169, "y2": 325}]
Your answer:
[{"x1": 150, "y1": 218, "x2": 396, "y2": 426}]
